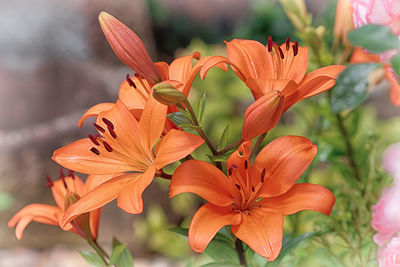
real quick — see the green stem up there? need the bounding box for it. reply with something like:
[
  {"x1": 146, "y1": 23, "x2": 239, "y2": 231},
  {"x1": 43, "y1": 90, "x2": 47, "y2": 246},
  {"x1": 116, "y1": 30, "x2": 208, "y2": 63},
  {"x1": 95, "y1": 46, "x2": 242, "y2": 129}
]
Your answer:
[
  {"x1": 87, "y1": 238, "x2": 109, "y2": 265},
  {"x1": 250, "y1": 133, "x2": 267, "y2": 159},
  {"x1": 183, "y1": 99, "x2": 218, "y2": 155},
  {"x1": 216, "y1": 138, "x2": 243, "y2": 156},
  {"x1": 235, "y1": 238, "x2": 248, "y2": 267},
  {"x1": 334, "y1": 112, "x2": 362, "y2": 183}
]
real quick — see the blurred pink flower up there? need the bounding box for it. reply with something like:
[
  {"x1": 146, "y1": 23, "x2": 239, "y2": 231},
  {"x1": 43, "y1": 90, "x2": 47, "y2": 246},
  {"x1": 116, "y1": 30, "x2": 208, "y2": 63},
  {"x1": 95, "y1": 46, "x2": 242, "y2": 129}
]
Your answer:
[
  {"x1": 372, "y1": 186, "x2": 400, "y2": 246},
  {"x1": 350, "y1": 0, "x2": 400, "y2": 61},
  {"x1": 378, "y1": 237, "x2": 400, "y2": 266},
  {"x1": 383, "y1": 143, "x2": 400, "y2": 181}
]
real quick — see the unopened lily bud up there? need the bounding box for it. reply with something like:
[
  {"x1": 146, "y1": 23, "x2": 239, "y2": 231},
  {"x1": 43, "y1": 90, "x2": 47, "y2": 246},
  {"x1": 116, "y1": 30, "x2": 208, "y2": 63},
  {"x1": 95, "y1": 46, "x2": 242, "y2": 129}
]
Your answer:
[
  {"x1": 153, "y1": 83, "x2": 186, "y2": 105},
  {"x1": 98, "y1": 11, "x2": 162, "y2": 84},
  {"x1": 334, "y1": 0, "x2": 354, "y2": 47},
  {"x1": 279, "y1": 0, "x2": 310, "y2": 30},
  {"x1": 64, "y1": 191, "x2": 92, "y2": 240},
  {"x1": 241, "y1": 91, "x2": 285, "y2": 140}
]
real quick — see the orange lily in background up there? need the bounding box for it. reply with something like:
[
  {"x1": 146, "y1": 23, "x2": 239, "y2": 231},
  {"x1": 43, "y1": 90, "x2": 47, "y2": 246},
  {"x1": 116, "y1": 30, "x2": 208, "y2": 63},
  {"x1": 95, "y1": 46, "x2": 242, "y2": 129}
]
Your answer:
[
  {"x1": 351, "y1": 47, "x2": 400, "y2": 106},
  {"x1": 200, "y1": 38, "x2": 345, "y2": 138},
  {"x1": 170, "y1": 136, "x2": 335, "y2": 261},
  {"x1": 8, "y1": 172, "x2": 107, "y2": 240},
  {"x1": 53, "y1": 96, "x2": 204, "y2": 225}
]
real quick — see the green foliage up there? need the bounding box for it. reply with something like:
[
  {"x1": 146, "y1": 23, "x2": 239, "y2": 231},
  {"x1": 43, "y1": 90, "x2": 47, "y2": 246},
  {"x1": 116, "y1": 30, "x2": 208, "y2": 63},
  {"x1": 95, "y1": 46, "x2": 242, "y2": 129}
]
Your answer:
[
  {"x1": 348, "y1": 25, "x2": 399, "y2": 54},
  {"x1": 110, "y1": 238, "x2": 134, "y2": 267},
  {"x1": 330, "y1": 63, "x2": 381, "y2": 113},
  {"x1": 391, "y1": 54, "x2": 400, "y2": 78},
  {"x1": 79, "y1": 251, "x2": 105, "y2": 267},
  {"x1": 218, "y1": 122, "x2": 231, "y2": 150}
]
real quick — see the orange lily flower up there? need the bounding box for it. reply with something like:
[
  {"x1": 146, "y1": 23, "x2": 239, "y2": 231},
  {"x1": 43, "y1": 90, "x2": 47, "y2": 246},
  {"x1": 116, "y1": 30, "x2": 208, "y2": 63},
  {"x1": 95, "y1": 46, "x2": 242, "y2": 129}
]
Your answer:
[
  {"x1": 201, "y1": 38, "x2": 345, "y2": 109},
  {"x1": 52, "y1": 96, "x2": 204, "y2": 226},
  {"x1": 170, "y1": 136, "x2": 335, "y2": 261},
  {"x1": 8, "y1": 171, "x2": 107, "y2": 240},
  {"x1": 200, "y1": 38, "x2": 344, "y2": 138},
  {"x1": 351, "y1": 47, "x2": 400, "y2": 106}
]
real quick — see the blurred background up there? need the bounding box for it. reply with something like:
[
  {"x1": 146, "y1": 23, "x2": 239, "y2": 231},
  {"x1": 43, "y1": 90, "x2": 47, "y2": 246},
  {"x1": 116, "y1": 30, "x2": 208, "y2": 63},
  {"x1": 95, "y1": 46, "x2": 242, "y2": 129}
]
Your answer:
[{"x1": 1, "y1": 0, "x2": 399, "y2": 266}]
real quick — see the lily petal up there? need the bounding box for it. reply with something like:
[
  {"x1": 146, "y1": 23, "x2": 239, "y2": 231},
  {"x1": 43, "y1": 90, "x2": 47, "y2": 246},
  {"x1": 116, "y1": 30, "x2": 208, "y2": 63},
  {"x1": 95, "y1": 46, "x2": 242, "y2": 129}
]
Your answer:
[
  {"x1": 231, "y1": 208, "x2": 284, "y2": 261},
  {"x1": 139, "y1": 96, "x2": 167, "y2": 152},
  {"x1": 117, "y1": 165, "x2": 156, "y2": 214},
  {"x1": 226, "y1": 141, "x2": 252, "y2": 183},
  {"x1": 77, "y1": 103, "x2": 115, "y2": 128},
  {"x1": 119, "y1": 79, "x2": 149, "y2": 110},
  {"x1": 84, "y1": 174, "x2": 119, "y2": 192},
  {"x1": 89, "y1": 209, "x2": 102, "y2": 240},
  {"x1": 61, "y1": 173, "x2": 136, "y2": 227},
  {"x1": 385, "y1": 68, "x2": 400, "y2": 106},
  {"x1": 200, "y1": 56, "x2": 231, "y2": 79},
  {"x1": 52, "y1": 138, "x2": 135, "y2": 175},
  {"x1": 245, "y1": 78, "x2": 295, "y2": 100},
  {"x1": 241, "y1": 91, "x2": 285, "y2": 140},
  {"x1": 252, "y1": 136, "x2": 317, "y2": 197},
  {"x1": 169, "y1": 52, "x2": 200, "y2": 84},
  {"x1": 188, "y1": 203, "x2": 241, "y2": 252},
  {"x1": 51, "y1": 176, "x2": 85, "y2": 209},
  {"x1": 154, "y1": 130, "x2": 204, "y2": 169},
  {"x1": 279, "y1": 43, "x2": 308, "y2": 83},
  {"x1": 155, "y1": 61, "x2": 170, "y2": 80},
  {"x1": 226, "y1": 39, "x2": 272, "y2": 81},
  {"x1": 8, "y1": 204, "x2": 61, "y2": 240},
  {"x1": 259, "y1": 183, "x2": 335, "y2": 216},
  {"x1": 284, "y1": 65, "x2": 345, "y2": 111},
  {"x1": 170, "y1": 160, "x2": 236, "y2": 206}
]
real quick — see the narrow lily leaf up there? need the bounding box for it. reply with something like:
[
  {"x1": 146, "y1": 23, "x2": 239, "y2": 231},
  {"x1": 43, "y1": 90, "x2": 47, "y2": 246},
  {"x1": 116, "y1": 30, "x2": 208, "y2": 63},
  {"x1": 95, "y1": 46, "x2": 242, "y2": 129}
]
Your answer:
[
  {"x1": 108, "y1": 243, "x2": 127, "y2": 266},
  {"x1": 169, "y1": 227, "x2": 238, "y2": 263},
  {"x1": 348, "y1": 25, "x2": 399, "y2": 53},
  {"x1": 167, "y1": 112, "x2": 192, "y2": 128},
  {"x1": 265, "y1": 232, "x2": 317, "y2": 266},
  {"x1": 218, "y1": 122, "x2": 231, "y2": 150},
  {"x1": 79, "y1": 251, "x2": 105, "y2": 267},
  {"x1": 391, "y1": 54, "x2": 400, "y2": 78},
  {"x1": 112, "y1": 237, "x2": 134, "y2": 267},
  {"x1": 330, "y1": 63, "x2": 380, "y2": 114},
  {"x1": 196, "y1": 92, "x2": 207, "y2": 123}
]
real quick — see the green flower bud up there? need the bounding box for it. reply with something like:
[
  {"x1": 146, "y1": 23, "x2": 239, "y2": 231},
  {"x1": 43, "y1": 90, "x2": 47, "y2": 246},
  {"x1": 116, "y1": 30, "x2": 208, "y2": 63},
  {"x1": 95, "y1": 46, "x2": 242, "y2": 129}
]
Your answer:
[{"x1": 152, "y1": 83, "x2": 186, "y2": 105}]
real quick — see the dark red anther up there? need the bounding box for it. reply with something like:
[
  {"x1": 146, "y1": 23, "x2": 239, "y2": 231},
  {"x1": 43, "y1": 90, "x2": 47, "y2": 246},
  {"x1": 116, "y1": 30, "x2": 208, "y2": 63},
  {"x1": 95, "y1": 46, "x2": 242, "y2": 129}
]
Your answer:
[
  {"x1": 61, "y1": 176, "x2": 68, "y2": 189},
  {"x1": 134, "y1": 73, "x2": 139, "y2": 77},
  {"x1": 88, "y1": 134, "x2": 100, "y2": 146},
  {"x1": 46, "y1": 176, "x2": 53, "y2": 188},
  {"x1": 103, "y1": 141, "x2": 113, "y2": 152},
  {"x1": 126, "y1": 74, "x2": 137, "y2": 88},
  {"x1": 244, "y1": 160, "x2": 248, "y2": 169},
  {"x1": 228, "y1": 168, "x2": 233, "y2": 176},
  {"x1": 235, "y1": 184, "x2": 241, "y2": 190},
  {"x1": 93, "y1": 123, "x2": 105, "y2": 133},
  {"x1": 90, "y1": 147, "x2": 100, "y2": 155},
  {"x1": 261, "y1": 168, "x2": 266, "y2": 183},
  {"x1": 102, "y1": 118, "x2": 114, "y2": 129},
  {"x1": 267, "y1": 36, "x2": 273, "y2": 52},
  {"x1": 68, "y1": 170, "x2": 75, "y2": 179},
  {"x1": 285, "y1": 37, "x2": 290, "y2": 51},
  {"x1": 59, "y1": 168, "x2": 65, "y2": 179},
  {"x1": 293, "y1": 41, "x2": 299, "y2": 56},
  {"x1": 251, "y1": 185, "x2": 255, "y2": 192},
  {"x1": 278, "y1": 47, "x2": 285, "y2": 59},
  {"x1": 107, "y1": 125, "x2": 117, "y2": 139}
]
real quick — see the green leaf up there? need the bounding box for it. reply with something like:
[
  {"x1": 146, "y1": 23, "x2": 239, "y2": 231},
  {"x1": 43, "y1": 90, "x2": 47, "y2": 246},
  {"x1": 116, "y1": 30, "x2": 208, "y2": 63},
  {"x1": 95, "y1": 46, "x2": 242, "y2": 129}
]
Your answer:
[
  {"x1": 265, "y1": 232, "x2": 318, "y2": 266},
  {"x1": 169, "y1": 227, "x2": 238, "y2": 263},
  {"x1": 391, "y1": 54, "x2": 400, "y2": 78},
  {"x1": 79, "y1": 251, "x2": 105, "y2": 267},
  {"x1": 108, "y1": 243, "x2": 127, "y2": 266},
  {"x1": 218, "y1": 122, "x2": 231, "y2": 150},
  {"x1": 167, "y1": 112, "x2": 192, "y2": 126},
  {"x1": 112, "y1": 237, "x2": 134, "y2": 267},
  {"x1": 348, "y1": 25, "x2": 399, "y2": 53},
  {"x1": 196, "y1": 92, "x2": 207, "y2": 122},
  {"x1": 330, "y1": 63, "x2": 380, "y2": 113}
]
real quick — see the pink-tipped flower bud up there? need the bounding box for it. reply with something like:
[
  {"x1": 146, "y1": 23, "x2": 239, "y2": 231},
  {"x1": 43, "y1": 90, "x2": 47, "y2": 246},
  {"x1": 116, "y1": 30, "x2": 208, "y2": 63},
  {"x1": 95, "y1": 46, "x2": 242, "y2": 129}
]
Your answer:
[
  {"x1": 153, "y1": 83, "x2": 186, "y2": 105},
  {"x1": 98, "y1": 11, "x2": 161, "y2": 84},
  {"x1": 241, "y1": 91, "x2": 285, "y2": 140}
]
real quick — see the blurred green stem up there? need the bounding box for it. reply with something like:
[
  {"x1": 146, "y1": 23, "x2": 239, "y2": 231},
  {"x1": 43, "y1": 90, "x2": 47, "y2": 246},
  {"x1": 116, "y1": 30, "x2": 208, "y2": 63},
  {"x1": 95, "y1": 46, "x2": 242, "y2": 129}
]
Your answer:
[
  {"x1": 235, "y1": 238, "x2": 248, "y2": 267},
  {"x1": 216, "y1": 138, "x2": 243, "y2": 156},
  {"x1": 250, "y1": 133, "x2": 267, "y2": 159},
  {"x1": 182, "y1": 99, "x2": 222, "y2": 169},
  {"x1": 87, "y1": 238, "x2": 109, "y2": 265}
]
